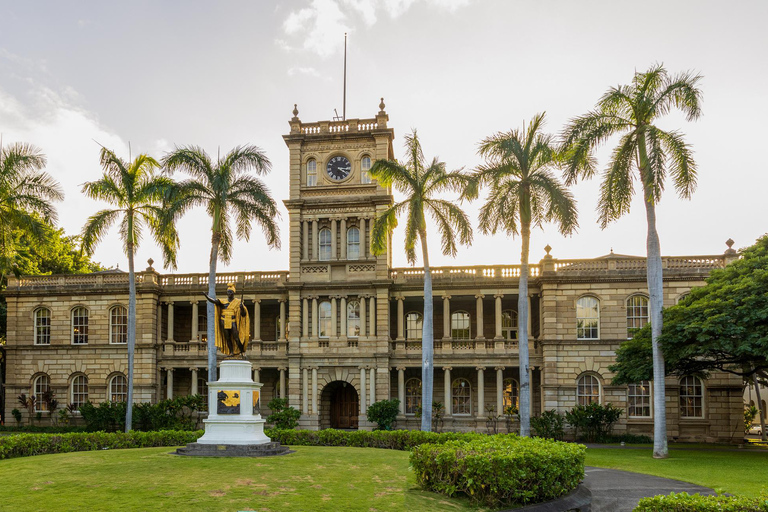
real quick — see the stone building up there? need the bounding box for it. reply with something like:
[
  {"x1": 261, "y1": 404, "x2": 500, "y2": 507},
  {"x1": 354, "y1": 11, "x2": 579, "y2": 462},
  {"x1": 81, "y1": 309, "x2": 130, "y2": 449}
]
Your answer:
[{"x1": 2, "y1": 102, "x2": 744, "y2": 442}]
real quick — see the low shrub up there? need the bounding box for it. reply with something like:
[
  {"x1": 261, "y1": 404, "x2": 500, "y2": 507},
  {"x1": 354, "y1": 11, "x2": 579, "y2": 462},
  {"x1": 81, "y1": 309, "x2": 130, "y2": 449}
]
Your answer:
[
  {"x1": 266, "y1": 398, "x2": 302, "y2": 429},
  {"x1": 265, "y1": 428, "x2": 487, "y2": 450},
  {"x1": 603, "y1": 433, "x2": 653, "y2": 444},
  {"x1": 565, "y1": 402, "x2": 623, "y2": 442},
  {"x1": 0, "y1": 425, "x2": 87, "y2": 434},
  {"x1": 366, "y1": 399, "x2": 400, "y2": 430},
  {"x1": 410, "y1": 435, "x2": 586, "y2": 508},
  {"x1": 531, "y1": 410, "x2": 565, "y2": 440},
  {"x1": 0, "y1": 430, "x2": 203, "y2": 460},
  {"x1": 79, "y1": 396, "x2": 206, "y2": 432},
  {"x1": 634, "y1": 492, "x2": 768, "y2": 511}
]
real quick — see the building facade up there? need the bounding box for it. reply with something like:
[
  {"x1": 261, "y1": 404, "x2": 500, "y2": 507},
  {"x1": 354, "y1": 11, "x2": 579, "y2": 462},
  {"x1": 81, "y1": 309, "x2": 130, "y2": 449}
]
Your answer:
[{"x1": 2, "y1": 103, "x2": 744, "y2": 441}]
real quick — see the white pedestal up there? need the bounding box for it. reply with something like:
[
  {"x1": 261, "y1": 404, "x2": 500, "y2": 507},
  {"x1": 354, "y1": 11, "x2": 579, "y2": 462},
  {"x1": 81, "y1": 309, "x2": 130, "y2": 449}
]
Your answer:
[{"x1": 196, "y1": 359, "x2": 271, "y2": 445}]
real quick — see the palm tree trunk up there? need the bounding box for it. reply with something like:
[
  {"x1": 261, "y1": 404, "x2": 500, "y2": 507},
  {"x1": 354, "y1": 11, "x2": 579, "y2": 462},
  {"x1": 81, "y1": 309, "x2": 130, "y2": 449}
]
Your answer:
[
  {"x1": 518, "y1": 221, "x2": 531, "y2": 437},
  {"x1": 754, "y1": 374, "x2": 767, "y2": 442},
  {"x1": 125, "y1": 243, "x2": 136, "y2": 432},
  {"x1": 207, "y1": 234, "x2": 219, "y2": 383},
  {"x1": 419, "y1": 227, "x2": 434, "y2": 432}
]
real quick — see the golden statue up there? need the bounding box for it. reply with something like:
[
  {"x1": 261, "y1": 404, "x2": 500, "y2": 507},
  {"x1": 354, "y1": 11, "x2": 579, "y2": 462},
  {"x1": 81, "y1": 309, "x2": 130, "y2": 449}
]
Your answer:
[{"x1": 204, "y1": 283, "x2": 250, "y2": 357}]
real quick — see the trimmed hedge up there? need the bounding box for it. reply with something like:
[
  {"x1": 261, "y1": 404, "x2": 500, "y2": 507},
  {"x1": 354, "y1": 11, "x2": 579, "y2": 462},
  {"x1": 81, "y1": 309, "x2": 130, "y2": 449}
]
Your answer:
[
  {"x1": 634, "y1": 492, "x2": 768, "y2": 511},
  {"x1": 264, "y1": 427, "x2": 488, "y2": 449},
  {"x1": 410, "y1": 436, "x2": 586, "y2": 508},
  {"x1": 0, "y1": 430, "x2": 203, "y2": 460}
]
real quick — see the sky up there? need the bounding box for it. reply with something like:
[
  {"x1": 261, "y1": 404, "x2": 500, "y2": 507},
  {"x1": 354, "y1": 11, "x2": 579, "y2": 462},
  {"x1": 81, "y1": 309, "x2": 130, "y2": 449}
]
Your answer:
[{"x1": 1, "y1": 0, "x2": 766, "y2": 274}]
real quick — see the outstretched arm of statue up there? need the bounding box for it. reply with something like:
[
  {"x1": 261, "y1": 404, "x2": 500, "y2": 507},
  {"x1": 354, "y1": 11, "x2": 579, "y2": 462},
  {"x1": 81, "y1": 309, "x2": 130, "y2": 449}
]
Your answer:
[{"x1": 203, "y1": 293, "x2": 221, "y2": 306}]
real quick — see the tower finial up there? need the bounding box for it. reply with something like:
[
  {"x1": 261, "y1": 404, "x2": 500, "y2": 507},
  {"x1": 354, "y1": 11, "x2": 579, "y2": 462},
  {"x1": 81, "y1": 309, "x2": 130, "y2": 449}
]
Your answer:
[
  {"x1": 292, "y1": 104, "x2": 299, "y2": 119},
  {"x1": 379, "y1": 97, "x2": 386, "y2": 113}
]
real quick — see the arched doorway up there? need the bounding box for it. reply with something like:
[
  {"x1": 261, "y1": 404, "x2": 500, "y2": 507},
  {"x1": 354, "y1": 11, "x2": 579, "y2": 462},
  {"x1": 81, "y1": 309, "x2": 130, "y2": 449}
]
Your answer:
[{"x1": 321, "y1": 380, "x2": 359, "y2": 429}]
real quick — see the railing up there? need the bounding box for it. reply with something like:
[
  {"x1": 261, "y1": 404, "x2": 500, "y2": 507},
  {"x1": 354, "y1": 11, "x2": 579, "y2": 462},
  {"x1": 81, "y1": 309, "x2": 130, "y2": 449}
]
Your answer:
[
  {"x1": 14, "y1": 272, "x2": 140, "y2": 288},
  {"x1": 390, "y1": 265, "x2": 541, "y2": 282},
  {"x1": 160, "y1": 271, "x2": 289, "y2": 287},
  {"x1": 391, "y1": 338, "x2": 541, "y2": 355},
  {"x1": 160, "y1": 340, "x2": 287, "y2": 357},
  {"x1": 298, "y1": 117, "x2": 380, "y2": 135}
]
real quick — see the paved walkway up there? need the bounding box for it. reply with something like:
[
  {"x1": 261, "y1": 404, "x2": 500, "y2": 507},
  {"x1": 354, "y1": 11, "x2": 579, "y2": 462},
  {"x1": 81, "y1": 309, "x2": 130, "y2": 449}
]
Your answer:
[{"x1": 583, "y1": 466, "x2": 716, "y2": 511}]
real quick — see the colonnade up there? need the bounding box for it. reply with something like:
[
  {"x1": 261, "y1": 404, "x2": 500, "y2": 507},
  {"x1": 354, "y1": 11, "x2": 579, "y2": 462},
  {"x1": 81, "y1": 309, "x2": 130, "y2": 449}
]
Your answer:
[
  {"x1": 300, "y1": 296, "x2": 376, "y2": 338},
  {"x1": 300, "y1": 216, "x2": 374, "y2": 261}
]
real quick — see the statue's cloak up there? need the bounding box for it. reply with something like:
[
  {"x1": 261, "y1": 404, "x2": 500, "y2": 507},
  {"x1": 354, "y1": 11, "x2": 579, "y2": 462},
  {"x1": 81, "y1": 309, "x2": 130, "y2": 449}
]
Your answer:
[{"x1": 214, "y1": 297, "x2": 250, "y2": 355}]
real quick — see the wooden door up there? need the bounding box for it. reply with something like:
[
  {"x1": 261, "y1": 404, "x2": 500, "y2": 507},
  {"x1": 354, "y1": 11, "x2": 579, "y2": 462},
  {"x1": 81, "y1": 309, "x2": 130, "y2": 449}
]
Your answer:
[{"x1": 330, "y1": 385, "x2": 359, "y2": 429}]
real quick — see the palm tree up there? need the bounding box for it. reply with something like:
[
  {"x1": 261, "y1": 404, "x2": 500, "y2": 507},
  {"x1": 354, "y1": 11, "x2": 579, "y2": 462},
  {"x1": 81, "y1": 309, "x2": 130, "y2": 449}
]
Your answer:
[
  {"x1": 466, "y1": 113, "x2": 578, "y2": 437},
  {"x1": 0, "y1": 142, "x2": 63, "y2": 274},
  {"x1": 370, "y1": 131, "x2": 473, "y2": 432},
  {"x1": 81, "y1": 147, "x2": 179, "y2": 432},
  {"x1": 561, "y1": 64, "x2": 702, "y2": 458},
  {"x1": 162, "y1": 145, "x2": 280, "y2": 382}
]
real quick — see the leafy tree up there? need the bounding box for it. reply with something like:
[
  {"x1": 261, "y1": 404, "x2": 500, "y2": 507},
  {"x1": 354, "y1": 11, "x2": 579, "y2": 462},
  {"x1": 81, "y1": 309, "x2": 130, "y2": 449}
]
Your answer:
[
  {"x1": 366, "y1": 399, "x2": 401, "y2": 430},
  {"x1": 561, "y1": 64, "x2": 702, "y2": 458},
  {"x1": 610, "y1": 234, "x2": 768, "y2": 440},
  {"x1": 466, "y1": 113, "x2": 577, "y2": 437},
  {"x1": 81, "y1": 147, "x2": 179, "y2": 432},
  {"x1": 266, "y1": 397, "x2": 301, "y2": 429},
  {"x1": 162, "y1": 145, "x2": 280, "y2": 382},
  {"x1": 370, "y1": 131, "x2": 472, "y2": 432}
]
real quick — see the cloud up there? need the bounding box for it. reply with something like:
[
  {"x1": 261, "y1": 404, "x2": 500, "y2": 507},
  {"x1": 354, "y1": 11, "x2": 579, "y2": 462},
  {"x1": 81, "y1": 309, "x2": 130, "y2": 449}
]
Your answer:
[{"x1": 288, "y1": 66, "x2": 322, "y2": 77}]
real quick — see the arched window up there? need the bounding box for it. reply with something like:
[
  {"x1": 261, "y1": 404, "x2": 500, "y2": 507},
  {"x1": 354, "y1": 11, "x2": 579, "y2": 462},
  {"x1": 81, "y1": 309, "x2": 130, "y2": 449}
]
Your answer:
[
  {"x1": 405, "y1": 378, "x2": 421, "y2": 415},
  {"x1": 306, "y1": 158, "x2": 317, "y2": 187},
  {"x1": 627, "y1": 380, "x2": 651, "y2": 418},
  {"x1": 680, "y1": 376, "x2": 704, "y2": 418},
  {"x1": 34, "y1": 307, "x2": 51, "y2": 345},
  {"x1": 347, "y1": 300, "x2": 361, "y2": 337},
  {"x1": 577, "y1": 374, "x2": 601, "y2": 405},
  {"x1": 33, "y1": 374, "x2": 50, "y2": 412},
  {"x1": 626, "y1": 295, "x2": 649, "y2": 338},
  {"x1": 451, "y1": 311, "x2": 470, "y2": 340},
  {"x1": 319, "y1": 228, "x2": 331, "y2": 261},
  {"x1": 452, "y1": 378, "x2": 471, "y2": 415},
  {"x1": 71, "y1": 306, "x2": 89, "y2": 345},
  {"x1": 71, "y1": 375, "x2": 88, "y2": 408},
  {"x1": 347, "y1": 227, "x2": 360, "y2": 260},
  {"x1": 109, "y1": 374, "x2": 127, "y2": 402},
  {"x1": 503, "y1": 378, "x2": 519, "y2": 411},
  {"x1": 502, "y1": 310, "x2": 517, "y2": 340},
  {"x1": 361, "y1": 155, "x2": 372, "y2": 184},
  {"x1": 318, "y1": 301, "x2": 332, "y2": 338},
  {"x1": 406, "y1": 312, "x2": 423, "y2": 340},
  {"x1": 110, "y1": 305, "x2": 128, "y2": 344},
  {"x1": 576, "y1": 296, "x2": 599, "y2": 340}
]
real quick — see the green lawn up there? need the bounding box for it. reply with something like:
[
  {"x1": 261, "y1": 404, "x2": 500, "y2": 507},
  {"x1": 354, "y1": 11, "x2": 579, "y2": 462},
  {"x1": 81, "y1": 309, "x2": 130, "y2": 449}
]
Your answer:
[
  {"x1": 586, "y1": 445, "x2": 768, "y2": 497},
  {"x1": 0, "y1": 445, "x2": 483, "y2": 512}
]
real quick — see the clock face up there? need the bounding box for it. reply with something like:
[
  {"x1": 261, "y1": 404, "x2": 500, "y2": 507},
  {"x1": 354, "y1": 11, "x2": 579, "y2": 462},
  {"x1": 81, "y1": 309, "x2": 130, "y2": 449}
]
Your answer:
[{"x1": 326, "y1": 156, "x2": 352, "y2": 181}]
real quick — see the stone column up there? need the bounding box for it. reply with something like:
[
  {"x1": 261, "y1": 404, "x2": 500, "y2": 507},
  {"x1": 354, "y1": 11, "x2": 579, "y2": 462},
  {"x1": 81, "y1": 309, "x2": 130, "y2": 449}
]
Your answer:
[
  {"x1": 330, "y1": 218, "x2": 337, "y2": 260},
  {"x1": 396, "y1": 297, "x2": 405, "y2": 340},
  {"x1": 302, "y1": 298, "x2": 309, "y2": 337},
  {"x1": 279, "y1": 299, "x2": 287, "y2": 341},
  {"x1": 340, "y1": 296, "x2": 347, "y2": 337},
  {"x1": 312, "y1": 297, "x2": 319, "y2": 337},
  {"x1": 397, "y1": 367, "x2": 406, "y2": 414},
  {"x1": 340, "y1": 218, "x2": 347, "y2": 259},
  {"x1": 311, "y1": 368, "x2": 318, "y2": 414},
  {"x1": 360, "y1": 296, "x2": 367, "y2": 337},
  {"x1": 302, "y1": 368, "x2": 309, "y2": 414},
  {"x1": 312, "y1": 220, "x2": 319, "y2": 261},
  {"x1": 369, "y1": 367, "x2": 376, "y2": 405},
  {"x1": 475, "y1": 294, "x2": 485, "y2": 340},
  {"x1": 368, "y1": 297, "x2": 376, "y2": 336},
  {"x1": 254, "y1": 299, "x2": 262, "y2": 341},
  {"x1": 442, "y1": 296, "x2": 451, "y2": 340},
  {"x1": 191, "y1": 301, "x2": 199, "y2": 341},
  {"x1": 166, "y1": 368, "x2": 174, "y2": 399},
  {"x1": 156, "y1": 303, "x2": 162, "y2": 344},
  {"x1": 360, "y1": 218, "x2": 367, "y2": 258},
  {"x1": 494, "y1": 294, "x2": 503, "y2": 339},
  {"x1": 443, "y1": 367, "x2": 452, "y2": 416},
  {"x1": 167, "y1": 301, "x2": 174, "y2": 342},
  {"x1": 330, "y1": 297, "x2": 338, "y2": 338},
  {"x1": 191, "y1": 368, "x2": 198, "y2": 395},
  {"x1": 496, "y1": 367, "x2": 505, "y2": 415},
  {"x1": 476, "y1": 367, "x2": 485, "y2": 419},
  {"x1": 253, "y1": 367, "x2": 260, "y2": 384},
  {"x1": 279, "y1": 367, "x2": 286, "y2": 399},
  {"x1": 360, "y1": 367, "x2": 367, "y2": 413},
  {"x1": 302, "y1": 221, "x2": 309, "y2": 261}
]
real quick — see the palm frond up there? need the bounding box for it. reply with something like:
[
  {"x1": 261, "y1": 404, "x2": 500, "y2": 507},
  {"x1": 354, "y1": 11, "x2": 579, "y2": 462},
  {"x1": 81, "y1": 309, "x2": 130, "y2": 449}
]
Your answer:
[
  {"x1": 426, "y1": 199, "x2": 473, "y2": 258},
  {"x1": 597, "y1": 132, "x2": 636, "y2": 228},
  {"x1": 162, "y1": 146, "x2": 213, "y2": 182},
  {"x1": 654, "y1": 127, "x2": 698, "y2": 199},
  {"x1": 81, "y1": 209, "x2": 122, "y2": 255},
  {"x1": 223, "y1": 145, "x2": 272, "y2": 177}
]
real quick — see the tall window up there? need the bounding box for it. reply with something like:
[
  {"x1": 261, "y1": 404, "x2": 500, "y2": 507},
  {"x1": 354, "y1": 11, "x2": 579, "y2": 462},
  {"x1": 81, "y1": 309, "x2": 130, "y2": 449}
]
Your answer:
[
  {"x1": 405, "y1": 378, "x2": 421, "y2": 414},
  {"x1": 319, "y1": 228, "x2": 331, "y2": 261},
  {"x1": 71, "y1": 307, "x2": 89, "y2": 344},
  {"x1": 347, "y1": 300, "x2": 361, "y2": 337},
  {"x1": 275, "y1": 315, "x2": 281, "y2": 341},
  {"x1": 502, "y1": 310, "x2": 518, "y2": 340},
  {"x1": 347, "y1": 227, "x2": 360, "y2": 260},
  {"x1": 198, "y1": 378, "x2": 209, "y2": 410},
  {"x1": 71, "y1": 375, "x2": 88, "y2": 408},
  {"x1": 109, "y1": 374, "x2": 127, "y2": 402},
  {"x1": 452, "y1": 378, "x2": 471, "y2": 415},
  {"x1": 110, "y1": 305, "x2": 128, "y2": 344},
  {"x1": 33, "y1": 374, "x2": 50, "y2": 412},
  {"x1": 306, "y1": 158, "x2": 317, "y2": 186},
  {"x1": 319, "y1": 301, "x2": 332, "y2": 338},
  {"x1": 627, "y1": 381, "x2": 651, "y2": 418},
  {"x1": 503, "y1": 378, "x2": 519, "y2": 411},
  {"x1": 626, "y1": 295, "x2": 649, "y2": 338},
  {"x1": 198, "y1": 314, "x2": 207, "y2": 342},
  {"x1": 577, "y1": 374, "x2": 601, "y2": 405},
  {"x1": 34, "y1": 308, "x2": 51, "y2": 345},
  {"x1": 361, "y1": 155, "x2": 372, "y2": 184},
  {"x1": 451, "y1": 311, "x2": 470, "y2": 340},
  {"x1": 406, "y1": 312, "x2": 423, "y2": 340},
  {"x1": 576, "y1": 297, "x2": 599, "y2": 340},
  {"x1": 680, "y1": 376, "x2": 704, "y2": 418}
]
